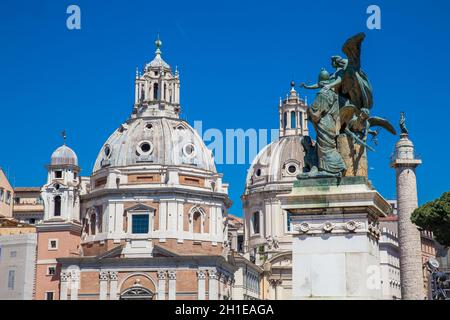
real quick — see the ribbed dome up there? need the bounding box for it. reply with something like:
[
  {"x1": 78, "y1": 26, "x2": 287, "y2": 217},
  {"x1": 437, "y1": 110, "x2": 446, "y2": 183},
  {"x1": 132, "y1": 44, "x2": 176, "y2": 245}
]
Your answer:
[
  {"x1": 51, "y1": 145, "x2": 78, "y2": 166},
  {"x1": 245, "y1": 135, "x2": 306, "y2": 189},
  {"x1": 93, "y1": 117, "x2": 216, "y2": 173}
]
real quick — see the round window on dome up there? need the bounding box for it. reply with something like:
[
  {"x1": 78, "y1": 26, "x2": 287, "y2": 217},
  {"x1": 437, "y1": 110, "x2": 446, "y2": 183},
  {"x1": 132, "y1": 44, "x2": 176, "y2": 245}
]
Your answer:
[
  {"x1": 104, "y1": 145, "x2": 112, "y2": 158},
  {"x1": 288, "y1": 165, "x2": 297, "y2": 174},
  {"x1": 285, "y1": 162, "x2": 299, "y2": 176},
  {"x1": 137, "y1": 141, "x2": 154, "y2": 156},
  {"x1": 183, "y1": 143, "x2": 196, "y2": 158},
  {"x1": 255, "y1": 168, "x2": 262, "y2": 177},
  {"x1": 145, "y1": 123, "x2": 153, "y2": 131}
]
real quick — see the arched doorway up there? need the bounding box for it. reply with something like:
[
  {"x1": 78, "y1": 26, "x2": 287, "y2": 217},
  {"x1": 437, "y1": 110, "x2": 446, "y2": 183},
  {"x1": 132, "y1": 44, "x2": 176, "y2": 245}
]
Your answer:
[{"x1": 120, "y1": 287, "x2": 154, "y2": 300}]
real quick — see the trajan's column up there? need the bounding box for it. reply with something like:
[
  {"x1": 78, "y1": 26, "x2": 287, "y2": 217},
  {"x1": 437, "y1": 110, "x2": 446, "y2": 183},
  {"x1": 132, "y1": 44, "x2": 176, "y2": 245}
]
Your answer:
[{"x1": 391, "y1": 113, "x2": 423, "y2": 300}]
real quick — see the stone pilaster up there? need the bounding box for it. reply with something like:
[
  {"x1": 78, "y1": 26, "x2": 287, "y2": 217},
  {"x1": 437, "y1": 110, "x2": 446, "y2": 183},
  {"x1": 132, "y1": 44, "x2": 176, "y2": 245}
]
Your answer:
[
  {"x1": 197, "y1": 270, "x2": 207, "y2": 300},
  {"x1": 157, "y1": 270, "x2": 166, "y2": 300},
  {"x1": 168, "y1": 270, "x2": 177, "y2": 300},
  {"x1": 99, "y1": 271, "x2": 109, "y2": 300},
  {"x1": 208, "y1": 269, "x2": 219, "y2": 300},
  {"x1": 60, "y1": 271, "x2": 70, "y2": 300},
  {"x1": 70, "y1": 270, "x2": 79, "y2": 300},
  {"x1": 109, "y1": 271, "x2": 119, "y2": 300}
]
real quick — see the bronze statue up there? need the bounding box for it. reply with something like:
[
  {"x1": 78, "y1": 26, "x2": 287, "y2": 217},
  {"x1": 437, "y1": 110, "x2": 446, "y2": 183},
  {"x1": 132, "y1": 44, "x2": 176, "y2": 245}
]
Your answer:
[
  {"x1": 299, "y1": 32, "x2": 396, "y2": 178},
  {"x1": 400, "y1": 112, "x2": 408, "y2": 135}
]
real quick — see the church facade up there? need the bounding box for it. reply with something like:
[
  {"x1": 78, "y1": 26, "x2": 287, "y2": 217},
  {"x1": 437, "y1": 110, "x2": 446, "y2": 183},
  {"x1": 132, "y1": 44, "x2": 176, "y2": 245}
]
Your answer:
[{"x1": 34, "y1": 38, "x2": 236, "y2": 300}]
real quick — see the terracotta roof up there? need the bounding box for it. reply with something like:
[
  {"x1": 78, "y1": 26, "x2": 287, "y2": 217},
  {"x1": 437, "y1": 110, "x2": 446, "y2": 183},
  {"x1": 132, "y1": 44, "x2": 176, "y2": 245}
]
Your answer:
[
  {"x1": 380, "y1": 214, "x2": 399, "y2": 222},
  {"x1": 228, "y1": 214, "x2": 243, "y2": 224},
  {"x1": 14, "y1": 187, "x2": 41, "y2": 192}
]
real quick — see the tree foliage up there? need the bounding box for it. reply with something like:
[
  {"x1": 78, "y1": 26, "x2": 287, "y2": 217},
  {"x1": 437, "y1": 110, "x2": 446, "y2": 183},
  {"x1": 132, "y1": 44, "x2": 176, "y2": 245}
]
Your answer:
[{"x1": 411, "y1": 191, "x2": 450, "y2": 246}]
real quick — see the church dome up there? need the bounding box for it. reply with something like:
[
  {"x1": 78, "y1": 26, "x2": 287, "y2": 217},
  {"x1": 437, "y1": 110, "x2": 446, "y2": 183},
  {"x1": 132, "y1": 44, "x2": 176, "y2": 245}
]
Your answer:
[
  {"x1": 93, "y1": 117, "x2": 216, "y2": 173},
  {"x1": 245, "y1": 135, "x2": 306, "y2": 190},
  {"x1": 51, "y1": 145, "x2": 78, "y2": 166}
]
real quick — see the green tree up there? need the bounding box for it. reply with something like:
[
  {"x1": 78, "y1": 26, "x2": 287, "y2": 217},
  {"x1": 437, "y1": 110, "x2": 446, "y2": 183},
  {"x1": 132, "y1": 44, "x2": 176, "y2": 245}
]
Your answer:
[{"x1": 411, "y1": 191, "x2": 450, "y2": 246}]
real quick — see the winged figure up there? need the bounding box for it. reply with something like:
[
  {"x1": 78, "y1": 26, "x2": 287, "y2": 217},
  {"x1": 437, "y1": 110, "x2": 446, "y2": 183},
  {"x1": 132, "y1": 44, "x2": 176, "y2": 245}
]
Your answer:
[
  {"x1": 319, "y1": 33, "x2": 374, "y2": 112},
  {"x1": 340, "y1": 105, "x2": 396, "y2": 146}
]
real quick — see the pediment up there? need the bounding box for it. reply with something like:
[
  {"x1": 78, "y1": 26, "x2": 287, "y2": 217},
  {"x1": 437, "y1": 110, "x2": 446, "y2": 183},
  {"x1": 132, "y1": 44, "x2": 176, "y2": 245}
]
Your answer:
[{"x1": 126, "y1": 203, "x2": 155, "y2": 213}]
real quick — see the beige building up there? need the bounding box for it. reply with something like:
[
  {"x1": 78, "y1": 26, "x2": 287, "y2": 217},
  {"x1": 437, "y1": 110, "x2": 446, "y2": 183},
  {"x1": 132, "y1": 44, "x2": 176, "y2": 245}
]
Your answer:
[
  {"x1": 0, "y1": 169, "x2": 13, "y2": 218},
  {"x1": 0, "y1": 218, "x2": 37, "y2": 300},
  {"x1": 13, "y1": 187, "x2": 44, "y2": 225}
]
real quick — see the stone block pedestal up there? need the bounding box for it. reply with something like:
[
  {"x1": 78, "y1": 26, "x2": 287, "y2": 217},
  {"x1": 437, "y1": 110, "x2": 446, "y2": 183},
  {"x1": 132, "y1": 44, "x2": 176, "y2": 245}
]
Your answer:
[{"x1": 279, "y1": 177, "x2": 391, "y2": 299}]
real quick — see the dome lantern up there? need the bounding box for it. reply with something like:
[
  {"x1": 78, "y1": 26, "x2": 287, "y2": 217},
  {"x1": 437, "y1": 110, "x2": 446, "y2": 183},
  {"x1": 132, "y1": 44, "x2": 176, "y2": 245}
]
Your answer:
[
  {"x1": 133, "y1": 35, "x2": 181, "y2": 119},
  {"x1": 279, "y1": 82, "x2": 309, "y2": 138}
]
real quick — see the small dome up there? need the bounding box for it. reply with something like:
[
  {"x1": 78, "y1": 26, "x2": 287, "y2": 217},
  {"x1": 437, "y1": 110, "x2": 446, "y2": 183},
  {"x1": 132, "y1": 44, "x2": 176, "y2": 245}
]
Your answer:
[
  {"x1": 245, "y1": 135, "x2": 306, "y2": 189},
  {"x1": 51, "y1": 145, "x2": 78, "y2": 166},
  {"x1": 93, "y1": 117, "x2": 216, "y2": 173}
]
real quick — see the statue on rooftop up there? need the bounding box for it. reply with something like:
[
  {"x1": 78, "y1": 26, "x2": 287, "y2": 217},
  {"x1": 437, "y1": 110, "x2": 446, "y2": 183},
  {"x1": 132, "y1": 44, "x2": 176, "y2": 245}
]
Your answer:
[{"x1": 400, "y1": 112, "x2": 409, "y2": 135}]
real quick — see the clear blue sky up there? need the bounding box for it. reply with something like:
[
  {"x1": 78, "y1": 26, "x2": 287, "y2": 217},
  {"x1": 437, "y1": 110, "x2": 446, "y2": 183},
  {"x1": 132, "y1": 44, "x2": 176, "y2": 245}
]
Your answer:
[{"x1": 1, "y1": 0, "x2": 449, "y2": 215}]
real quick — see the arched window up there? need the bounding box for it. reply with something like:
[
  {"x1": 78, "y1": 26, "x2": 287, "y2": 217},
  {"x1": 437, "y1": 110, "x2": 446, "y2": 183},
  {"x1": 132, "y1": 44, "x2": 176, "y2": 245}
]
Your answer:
[
  {"x1": 83, "y1": 218, "x2": 89, "y2": 235},
  {"x1": 299, "y1": 112, "x2": 303, "y2": 130},
  {"x1": 291, "y1": 111, "x2": 296, "y2": 129},
  {"x1": 252, "y1": 211, "x2": 260, "y2": 235},
  {"x1": 153, "y1": 83, "x2": 159, "y2": 100},
  {"x1": 120, "y1": 287, "x2": 154, "y2": 300},
  {"x1": 283, "y1": 112, "x2": 287, "y2": 129},
  {"x1": 90, "y1": 214, "x2": 96, "y2": 235},
  {"x1": 193, "y1": 211, "x2": 202, "y2": 234},
  {"x1": 54, "y1": 196, "x2": 61, "y2": 217},
  {"x1": 189, "y1": 207, "x2": 206, "y2": 234}
]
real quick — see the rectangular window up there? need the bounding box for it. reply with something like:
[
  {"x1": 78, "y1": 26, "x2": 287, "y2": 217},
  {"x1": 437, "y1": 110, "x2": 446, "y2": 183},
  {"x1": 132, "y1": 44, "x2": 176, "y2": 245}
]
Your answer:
[
  {"x1": 8, "y1": 270, "x2": 15, "y2": 290},
  {"x1": 55, "y1": 171, "x2": 62, "y2": 179},
  {"x1": 287, "y1": 212, "x2": 292, "y2": 232},
  {"x1": 45, "y1": 292, "x2": 54, "y2": 300},
  {"x1": 47, "y1": 266, "x2": 56, "y2": 276},
  {"x1": 132, "y1": 214, "x2": 149, "y2": 234},
  {"x1": 5, "y1": 191, "x2": 11, "y2": 205},
  {"x1": 10, "y1": 251, "x2": 17, "y2": 258},
  {"x1": 48, "y1": 239, "x2": 58, "y2": 250}
]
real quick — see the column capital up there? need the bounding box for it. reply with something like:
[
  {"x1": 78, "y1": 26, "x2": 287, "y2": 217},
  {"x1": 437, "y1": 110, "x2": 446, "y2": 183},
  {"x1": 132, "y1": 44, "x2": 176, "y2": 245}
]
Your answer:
[
  {"x1": 109, "y1": 271, "x2": 119, "y2": 281},
  {"x1": 99, "y1": 271, "x2": 109, "y2": 281},
  {"x1": 158, "y1": 270, "x2": 167, "y2": 280},
  {"x1": 208, "y1": 269, "x2": 218, "y2": 279},
  {"x1": 60, "y1": 271, "x2": 70, "y2": 282},
  {"x1": 168, "y1": 270, "x2": 177, "y2": 280},
  {"x1": 197, "y1": 270, "x2": 207, "y2": 280}
]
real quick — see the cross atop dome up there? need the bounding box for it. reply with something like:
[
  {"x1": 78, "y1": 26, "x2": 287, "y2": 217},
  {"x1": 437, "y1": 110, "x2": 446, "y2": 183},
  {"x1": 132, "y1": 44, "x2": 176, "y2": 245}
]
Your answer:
[
  {"x1": 155, "y1": 33, "x2": 162, "y2": 55},
  {"x1": 145, "y1": 34, "x2": 171, "y2": 71}
]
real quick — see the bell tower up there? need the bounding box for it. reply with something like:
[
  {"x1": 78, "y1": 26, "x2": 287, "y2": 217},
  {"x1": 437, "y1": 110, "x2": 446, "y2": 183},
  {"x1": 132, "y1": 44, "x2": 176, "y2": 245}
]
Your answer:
[
  {"x1": 35, "y1": 133, "x2": 83, "y2": 300},
  {"x1": 41, "y1": 137, "x2": 81, "y2": 222},
  {"x1": 279, "y1": 82, "x2": 308, "y2": 138},
  {"x1": 132, "y1": 35, "x2": 181, "y2": 119}
]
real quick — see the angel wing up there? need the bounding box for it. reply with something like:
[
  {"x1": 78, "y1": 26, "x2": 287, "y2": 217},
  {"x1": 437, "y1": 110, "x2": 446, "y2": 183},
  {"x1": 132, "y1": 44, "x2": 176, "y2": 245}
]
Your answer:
[
  {"x1": 339, "y1": 105, "x2": 359, "y2": 125},
  {"x1": 342, "y1": 32, "x2": 365, "y2": 71},
  {"x1": 341, "y1": 32, "x2": 373, "y2": 110},
  {"x1": 368, "y1": 117, "x2": 397, "y2": 135}
]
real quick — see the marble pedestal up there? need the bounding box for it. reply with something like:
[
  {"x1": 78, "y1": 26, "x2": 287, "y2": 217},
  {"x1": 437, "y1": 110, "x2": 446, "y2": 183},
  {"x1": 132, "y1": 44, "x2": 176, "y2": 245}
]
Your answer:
[{"x1": 279, "y1": 177, "x2": 391, "y2": 299}]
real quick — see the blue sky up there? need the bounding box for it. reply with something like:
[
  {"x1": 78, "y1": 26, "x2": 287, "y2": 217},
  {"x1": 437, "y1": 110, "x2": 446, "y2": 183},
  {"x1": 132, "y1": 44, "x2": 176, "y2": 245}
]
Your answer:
[{"x1": 0, "y1": 0, "x2": 449, "y2": 214}]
